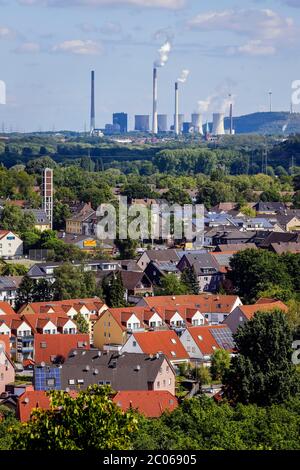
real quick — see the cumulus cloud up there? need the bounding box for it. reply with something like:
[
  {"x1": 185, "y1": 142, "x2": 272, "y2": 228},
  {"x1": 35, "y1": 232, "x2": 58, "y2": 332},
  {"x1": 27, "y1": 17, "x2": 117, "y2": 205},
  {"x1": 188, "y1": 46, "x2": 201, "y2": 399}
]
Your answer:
[
  {"x1": 188, "y1": 8, "x2": 296, "y2": 41},
  {"x1": 17, "y1": 0, "x2": 185, "y2": 8},
  {"x1": 227, "y1": 40, "x2": 276, "y2": 57},
  {"x1": 52, "y1": 39, "x2": 103, "y2": 55}
]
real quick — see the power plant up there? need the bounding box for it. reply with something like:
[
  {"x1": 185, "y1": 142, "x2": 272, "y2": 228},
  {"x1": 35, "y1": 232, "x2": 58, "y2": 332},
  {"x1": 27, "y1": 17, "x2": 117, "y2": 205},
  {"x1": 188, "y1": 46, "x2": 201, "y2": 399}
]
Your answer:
[
  {"x1": 212, "y1": 113, "x2": 225, "y2": 136},
  {"x1": 158, "y1": 114, "x2": 168, "y2": 133},
  {"x1": 135, "y1": 115, "x2": 150, "y2": 132},
  {"x1": 191, "y1": 113, "x2": 203, "y2": 135}
]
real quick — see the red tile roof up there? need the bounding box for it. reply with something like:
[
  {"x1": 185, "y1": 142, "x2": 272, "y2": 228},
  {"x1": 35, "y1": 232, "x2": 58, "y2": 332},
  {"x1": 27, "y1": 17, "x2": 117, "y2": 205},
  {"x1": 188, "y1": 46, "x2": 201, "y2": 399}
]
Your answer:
[
  {"x1": 131, "y1": 330, "x2": 189, "y2": 360},
  {"x1": 34, "y1": 333, "x2": 90, "y2": 364},
  {"x1": 18, "y1": 297, "x2": 105, "y2": 315},
  {"x1": 0, "y1": 302, "x2": 17, "y2": 315},
  {"x1": 113, "y1": 390, "x2": 178, "y2": 418},
  {"x1": 0, "y1": 334, "x2": 11, "y2": 356},
  {"x1": 18, "y1": 390, "x2": 78, "y2": 422},
  {"x1": 240, "y1": 301, "x2": 288, "y2": 320},
  {"x1": 187, "y1": 325, "x2": 233, "y2": 355},
  {"x1": 142, "y1": 295, "x2": 239, "y2": 314}
]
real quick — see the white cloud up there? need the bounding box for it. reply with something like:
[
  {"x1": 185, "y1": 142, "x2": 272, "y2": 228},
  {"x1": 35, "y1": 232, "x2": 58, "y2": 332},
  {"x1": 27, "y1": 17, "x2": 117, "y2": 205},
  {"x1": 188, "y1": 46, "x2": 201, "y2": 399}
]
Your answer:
[
  {"x1": 227, "y1": 40, "x2": 276, "y2": 57},
  {"x1": 14, "y1": 42, "x2": 41, "y2": 53},
  {"x1": 188, "y1": 9, "x2": 296, "y2": 41},
  {"x1": 52, "y1": 39, "x2": 103, "y2": 55},
  {"x1": 17, "y1": 0, "x2": 185, "y2": 8}
]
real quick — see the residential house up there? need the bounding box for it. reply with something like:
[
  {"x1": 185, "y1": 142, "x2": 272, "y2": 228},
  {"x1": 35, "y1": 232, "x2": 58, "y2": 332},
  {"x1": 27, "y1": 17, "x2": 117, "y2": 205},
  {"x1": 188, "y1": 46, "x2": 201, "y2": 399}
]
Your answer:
[
  {"x1": 18, "y1": 297, "x2": 107, "y2": 343},
  {"x1": 259, "y1": 231, "x2": 300, "y2": 249},
  {"x1": 66, "y1": 203, "x2": 96, "y2": 235},
  {"x1": 144, "y1": 260, "x2": 180, "y2": 287},
  {"x1": 121, "y1": 330, "x2": 189, "y2": 365},
  {"x1": 0, "y1": 230, "x2": 23, "y2": 258},
  {"x1": 177, "y1": 253, "x2": 223, "y2": 293},
  {"x1": 137, "y1": 249, "x2": 181, "y2": 271},
  {"x1": 0, "y1": 349, "x2": 15, "y2": 394},
  {"x1": 254, "y1": 202, "x2": 287, "y2": 215},
  {"x1": 113, "y1": 390, "x2": 178, "y2": 418},
  {"x1": 0, "y1": 276, "x2": 23, "y2": 307},
  {"x1": 0, "y1": 301, "x2": 17, "y2": 315},
  {"x1": 102, "y1": 271, "x2": 154, "y2": 304},
  {"x1": 34, "y1": 333, "x2": 90, "y2": 365},
  {"x1": 214, "y1": 243, "x2": 258, "y2": 252},
  {"x1": 274, "y1": 214, "x2": 300, "y2": 232},
  {"x1": 24, "y1": 209, "x2": 51, "y2": 232},
  {"x1": 268, "y1": 242, "x2": 300, "y2": 255},
  {"x1": 17, "y1": 389, "x2": 78, "y2": 422},
  {"x1": 34, "y1": 351, "x2": 176, "y2": 395},
  {"x1": 138, "y1": 294, "x2": 242, "y2": 325},
  {"x1": 224, "y1": 300, "x2": 288, "y2": 334},
  {"x1": 180, "y1": 325, "x2": 235, "y2": 365}
]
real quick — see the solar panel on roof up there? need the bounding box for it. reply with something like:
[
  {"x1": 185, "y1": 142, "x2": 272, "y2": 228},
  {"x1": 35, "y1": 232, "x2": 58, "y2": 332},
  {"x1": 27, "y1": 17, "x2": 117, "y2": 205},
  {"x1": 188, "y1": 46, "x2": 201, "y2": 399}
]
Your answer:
[{"x1": 211, "y1": 328, "x2": 234, "y2": 350}]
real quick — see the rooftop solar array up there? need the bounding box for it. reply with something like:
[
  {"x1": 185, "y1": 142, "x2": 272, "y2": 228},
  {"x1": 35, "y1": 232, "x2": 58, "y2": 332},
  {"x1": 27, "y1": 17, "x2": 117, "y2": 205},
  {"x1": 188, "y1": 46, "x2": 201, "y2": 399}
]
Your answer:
[{"x1": 211, "y1": 328, "x2": 235, "y2": 350}]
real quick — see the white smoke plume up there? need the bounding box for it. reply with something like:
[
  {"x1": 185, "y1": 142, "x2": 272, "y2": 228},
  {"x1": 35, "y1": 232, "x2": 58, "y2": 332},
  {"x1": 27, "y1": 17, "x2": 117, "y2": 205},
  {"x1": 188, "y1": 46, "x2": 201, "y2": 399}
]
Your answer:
[
  {"x1": 154, "y1": 40, "x2": 171, "y2": 67},
  {"x1": 198, "y1": 91, "x2": 235, "y2": 114},
  {"x1": 177, "y1": 69, "x2": 190, "y2": 83}
]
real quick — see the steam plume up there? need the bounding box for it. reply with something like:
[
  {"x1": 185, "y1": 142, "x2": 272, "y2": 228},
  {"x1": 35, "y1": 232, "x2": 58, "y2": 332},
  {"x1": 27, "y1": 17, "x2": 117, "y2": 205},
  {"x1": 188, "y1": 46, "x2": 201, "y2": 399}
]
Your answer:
[
  {"x1": 154, "y1": 40, "x2": 171, "y2": 67},
  {"x1": 177, "y1": 69, "x2": 190, "y2": 83}
]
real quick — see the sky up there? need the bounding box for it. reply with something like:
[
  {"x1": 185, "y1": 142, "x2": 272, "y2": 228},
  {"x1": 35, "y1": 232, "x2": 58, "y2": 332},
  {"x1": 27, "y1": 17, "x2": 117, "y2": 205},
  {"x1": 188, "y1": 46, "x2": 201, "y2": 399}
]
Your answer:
[{"x1": 1, "y1": 0, "x2": 300, "y2": 132}]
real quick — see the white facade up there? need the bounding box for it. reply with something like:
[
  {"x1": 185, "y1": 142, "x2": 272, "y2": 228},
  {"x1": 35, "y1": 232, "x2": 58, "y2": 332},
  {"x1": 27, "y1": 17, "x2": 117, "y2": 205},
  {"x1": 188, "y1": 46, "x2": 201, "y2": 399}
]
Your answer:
[{"x1": 0, "y1": 231, "x2": 23, "y2": 258}]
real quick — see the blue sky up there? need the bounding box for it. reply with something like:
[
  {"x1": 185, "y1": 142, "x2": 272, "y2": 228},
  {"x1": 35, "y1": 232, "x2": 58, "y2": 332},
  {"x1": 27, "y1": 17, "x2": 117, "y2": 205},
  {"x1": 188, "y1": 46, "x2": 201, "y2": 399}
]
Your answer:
[{"x1": 1, "y1": 0, "x2": 300, "y2": 132}]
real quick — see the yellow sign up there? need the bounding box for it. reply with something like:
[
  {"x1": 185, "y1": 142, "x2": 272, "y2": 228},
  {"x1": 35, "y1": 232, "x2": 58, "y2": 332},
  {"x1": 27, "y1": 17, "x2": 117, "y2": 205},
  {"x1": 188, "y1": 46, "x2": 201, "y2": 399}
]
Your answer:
[{"x1": 83, "y1": 240, "x2": 97, "y2": 247}]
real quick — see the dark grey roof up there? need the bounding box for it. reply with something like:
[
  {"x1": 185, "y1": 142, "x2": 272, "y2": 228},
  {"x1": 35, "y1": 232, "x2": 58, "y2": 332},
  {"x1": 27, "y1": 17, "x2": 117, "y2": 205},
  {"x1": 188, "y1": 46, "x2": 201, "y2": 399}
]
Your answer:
[
  {"x1": 24, "y1": 209, "x2": 50, "y2": 224},
  {"x1": 182, "y1": 253, "x2": 220, "y2": 275},
  {"x1": 0, "y1": 276, "x2": 22, "y2": 290},
  {"x1": 142, "y1": 249, "x2": 180, "y2": 263},
  {"x1": 58, "y1": 351, "x2": 169, "y2": 391}
]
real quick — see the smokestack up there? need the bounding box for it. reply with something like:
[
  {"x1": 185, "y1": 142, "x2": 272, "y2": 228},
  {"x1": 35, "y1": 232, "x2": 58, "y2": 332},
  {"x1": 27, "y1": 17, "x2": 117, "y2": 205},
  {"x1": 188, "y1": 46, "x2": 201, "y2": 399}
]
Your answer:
[
  {"x1": 229, "y1": 103, "x2": 233, "y2": 135},
  {"x1": 212, "y1": 113, "x2": 225, "y2": 136},
  {"x1": 152, "y1": 67, "x2": 158, "y2": 135},
  {"x1": 90, "y1": 70, "x2": 95, "y2": 134},
  {"x1": 174, "y1": 82, "x2": 179, "y2": 136}
]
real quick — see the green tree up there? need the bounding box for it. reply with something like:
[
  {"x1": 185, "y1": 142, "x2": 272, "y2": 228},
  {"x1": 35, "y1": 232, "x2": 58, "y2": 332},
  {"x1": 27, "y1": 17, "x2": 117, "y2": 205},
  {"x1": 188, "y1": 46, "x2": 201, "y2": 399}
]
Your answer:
[
  {"x1": 0, "y1": 205, "x2": 36, "y2": 234},
  {"x1": 0, "y1": 405, "x2": 21, "y2": 450},
  {"x1": 15, "y1": 275, "x2": 35, "y2": 311},
  {"x1": 74, "y1": 312, "x2": 89, "y2": 334},
  {"x1": 223, "y1": 310, "x2": 300, "y2": 406},
  {"x1": 210, "y1": 349, "x2": 231, "y2": 382},
  {"x1": 102, "y1": 272, "x2": 126, "y2": 308},
  {"x1": 181, "y1": 266, "x2": 200, "y2": 294},
  {"x1": 11, "y1": 386, "x2": 138, "y2": 450},
  {"x1": 115, "y1": 237, "x2": 138, "y2": 260},
  {"x1": 155, "y1": 274, "x2": 188, "y2": 296},
  {"x1": 0, "y1": 262, "x2": 28, "y2": 276},
  {"x1": 52, "y1": 263, "x2": 96, "y2": 300},
  {"x1": 53, "y1": 202, "x2": 71, "y2": 230},
  {"x1": 228, "y1": 249, "x2": 292, "y2": 303}
]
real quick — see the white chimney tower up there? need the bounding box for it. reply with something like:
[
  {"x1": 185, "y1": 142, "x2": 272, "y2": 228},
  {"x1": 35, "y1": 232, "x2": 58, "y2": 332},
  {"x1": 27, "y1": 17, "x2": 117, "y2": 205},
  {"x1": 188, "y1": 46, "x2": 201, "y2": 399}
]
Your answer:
[
  {"x1": 174, "y1": 82, "x2": 179, "y2": 136},
  {"x1": 152, "y1": 67, "x2": 158, "y2": 134}
]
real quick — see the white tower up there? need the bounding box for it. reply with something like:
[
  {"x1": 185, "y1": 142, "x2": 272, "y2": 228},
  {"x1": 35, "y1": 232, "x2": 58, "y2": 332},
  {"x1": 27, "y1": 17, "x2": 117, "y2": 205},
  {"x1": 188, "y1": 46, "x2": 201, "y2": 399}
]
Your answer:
[
  {"x1": 191, "y1": 113, "x2": 203, "y2": 135},
  {"x1": 42, "y1": 168, "x2": 53, "y2": 230},
  {"x1": 212, "y1": 113, "x2": 225, "y2": 136}
]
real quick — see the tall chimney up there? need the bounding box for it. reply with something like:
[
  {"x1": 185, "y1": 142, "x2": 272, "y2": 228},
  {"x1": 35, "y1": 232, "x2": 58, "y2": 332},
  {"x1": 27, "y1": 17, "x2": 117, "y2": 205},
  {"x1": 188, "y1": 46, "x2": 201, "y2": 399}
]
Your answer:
[
  {"x1": 229, "y1": 103, "x2": 233, "y2": 135},
  {"x1": 90, "y1": 70, "x2": 95, "y2": 135},
  {"x1": 174, "y1": 82, "x2": 179, "y2": 136},
  {"x1": 152, "y1": 67, "x2": 158, "y2": 135}
]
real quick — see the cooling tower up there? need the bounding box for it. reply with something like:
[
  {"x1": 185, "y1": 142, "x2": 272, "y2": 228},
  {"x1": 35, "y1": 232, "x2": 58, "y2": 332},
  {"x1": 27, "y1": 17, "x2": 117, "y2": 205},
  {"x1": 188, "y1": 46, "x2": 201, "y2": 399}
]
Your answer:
[
  {"x1": 152, "y1": 67, "x2": 158, "y2": 134},
  {"x1": 158, "y1": 114, "x2": 168, "y2": 133},
  {"x1": 191, "y1": 113, "x2": 203, "y2": 135},
  {"x1": 212, "y1": 113, "x2": 225, "y2": 136},
  {"x1": 90, "y1": 70, "x2": 95, "y2": 134},
  {"x1": 135, "y1": 115, "x2": 150, "y2": 132}
]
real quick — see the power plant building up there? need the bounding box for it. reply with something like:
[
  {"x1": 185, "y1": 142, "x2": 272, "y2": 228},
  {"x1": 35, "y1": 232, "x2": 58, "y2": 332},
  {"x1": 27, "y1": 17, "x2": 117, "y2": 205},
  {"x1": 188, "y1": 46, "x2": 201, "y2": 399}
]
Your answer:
[
  {"x1": 212, "y1": 113, "x2": 225, "y2": 136},
  {"x1": 158, "y1": 114, "x2": 168, "y2": 133},
  {"x1": 135, "y1": 115, "x2": 150, "y2": 132},
  {"x1": 191, "y1": 113, "x2": 203, "y2": 134},
  {"x1": 113, "y1": 113, "x2": 128, "y2": 133}
]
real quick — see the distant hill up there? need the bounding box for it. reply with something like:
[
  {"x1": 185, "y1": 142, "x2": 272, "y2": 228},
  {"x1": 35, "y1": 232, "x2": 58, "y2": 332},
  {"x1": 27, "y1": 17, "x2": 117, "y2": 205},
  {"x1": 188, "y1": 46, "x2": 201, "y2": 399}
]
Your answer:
[{"x1": 223, "y1": 112, "x2": 300, "y2": 135}]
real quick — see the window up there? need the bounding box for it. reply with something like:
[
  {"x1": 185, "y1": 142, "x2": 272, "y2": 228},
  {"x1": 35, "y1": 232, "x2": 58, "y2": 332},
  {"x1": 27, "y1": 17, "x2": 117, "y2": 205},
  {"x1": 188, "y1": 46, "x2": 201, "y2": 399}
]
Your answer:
[
  {"x1": 171, "y1": 351, "x2": 176, "y2": 357},
  {"x1": 171, "y1": 338, "x2": 177, "y2": 344},
  {"x1": 157, "y1": 381, "x2": 160, "y2": 388},
  {"x1": 192, "y1": 347, "x2": 196, "y2": 353},
  {"x1": 133, "y1": 323, "x2": 139, "y2": 330},
  {"x1": 105, "y1": 381, "x2": 111, "y2": 385},
  {"x1": 187, "y1": 335, "x2": 190, "y2": 342},
  {"x1": 192, "y1": 320, "x2": 199, "y2": 326},
  {"x1": 159, "y1": 367, "x2": 163, "y2": 374},
  {"x1": 163, "y1": 380, "x2": 166, "y2": 387},
  {"x1": 168, "y1": 378, "x2": 171, "y2": 385},
  {"x1": 40, "y1": 342, "x2": 47, "y2": 349},
  {"x1": 198, "y1": 335, "x2": 203, "y2": 341},
  {"x1": 166, "y1": 366, "x2": 169, "y2": 372},
  {"x1": 77, "y1": 379, "x2": 84, "y2": 384},
  {"x1": 127, "y1": 323, "x2": 131, "y2": 329},
  {"x1": 239, "y1": 316, "x2": 243, "y2": 322},
  {"x1": 133, "y1": 341, "x2": 137, "y2": 347},
  {"x1": 44, "y1": 330, "x2": 51, "y2": 335},
  {"x1": 69, "y1": 379, "x2": 75, "y2": 385},
  {"x1": 46, "y1": 378, "x2": 55, "y2": 387}
]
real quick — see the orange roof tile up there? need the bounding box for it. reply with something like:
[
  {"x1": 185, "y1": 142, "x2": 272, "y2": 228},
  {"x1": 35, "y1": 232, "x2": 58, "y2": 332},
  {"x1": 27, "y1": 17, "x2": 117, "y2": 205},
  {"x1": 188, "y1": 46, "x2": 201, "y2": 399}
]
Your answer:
[
  {"x1": 34, "y1": 333, "x2": 90, "y2": 364},
  {"x1": 132, "y1": 330, "x2": 189, "y2": 360},
  {"x1": 18, "y1": 390, "x2": 78, "y2": 422},
  {"x1": 187, "y1": 325, "x2": 233, "y2": 355},
  {"x1": 113, "y1": 390, "x2": 178, "y2": 418},
  {"x1": 0, "y1": 302, "x2": 17, "y2": 315},
  {"x1": 239, "y1": 301, "x2": 288, "y2": 320},
  {"x1": 142, "y1": 295, "x2": 239, "y2": 314}
]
